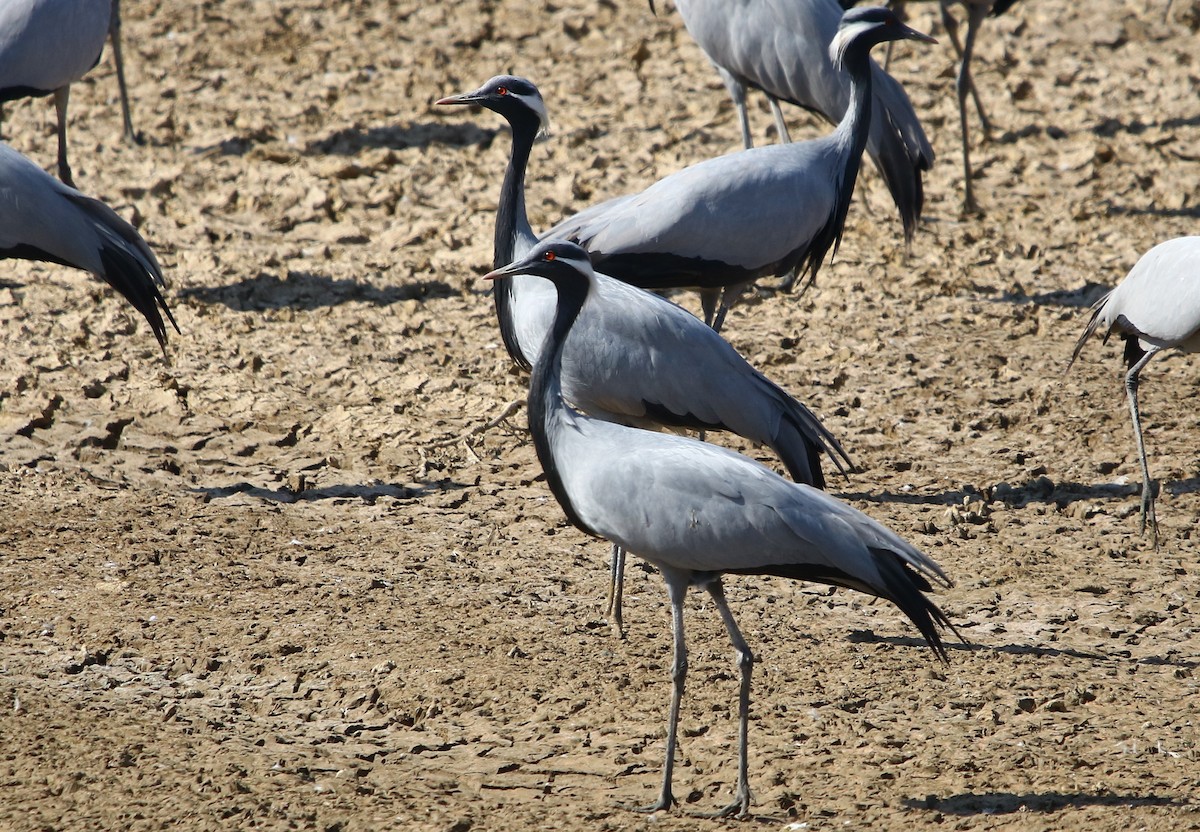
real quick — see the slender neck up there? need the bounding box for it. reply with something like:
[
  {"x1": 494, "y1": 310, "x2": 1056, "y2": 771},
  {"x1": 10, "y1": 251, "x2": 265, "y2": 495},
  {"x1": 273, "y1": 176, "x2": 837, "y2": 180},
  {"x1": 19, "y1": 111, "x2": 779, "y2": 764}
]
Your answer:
[
  {"x1": 825, "y1": 43, "x2": 878, "y2": 259},
  {"x1": 527, "y1": 274, "x2": 593, "y2": 534},
  {"x1": 832, "y1": 45, "x2": 876, "y2": 191},
  {"x1": 494, "y1": 113, "x2": 540, "y2": 270}
]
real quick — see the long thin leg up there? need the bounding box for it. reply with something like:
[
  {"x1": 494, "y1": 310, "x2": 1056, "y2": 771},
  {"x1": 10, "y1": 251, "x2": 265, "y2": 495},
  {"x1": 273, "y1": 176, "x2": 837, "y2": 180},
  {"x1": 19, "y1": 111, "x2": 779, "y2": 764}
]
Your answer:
[
  {"x1": 705, "y1": 579, "x2": 753, "y2": 818},
  {"x1": 605, "y1": 543, "x2": 626, "y2": 638},
  {"x1": 710, "y1": 281, "x2": 749, "y2": 335},
  {"x1": 944, "y1": 2, "x2": 988, "y2": 214},
  {"x1": 109, "y1": 0, "x2": 142, "y2": 145},
  {"x1": 699, "y1": 288, "x2": 721, "y2": 329},
  {"x1": 53, "y1": 87, "x2": 75, "y2": 188},
  {"x1": 636, "y1": 571, "x2": 689, "y2": 813},
  {"x1": 941, "y1": 2, "x2": 994, "y2": 138},
  {"x1": 716, "y1": 67, "x2": 753, "y2": 150},
  {"x1": 1125, "y1": 348, "x2": 1162, "y2": 548},
  {"x1": 767, "y1": 97, "x2": 791, "y2": 144}
]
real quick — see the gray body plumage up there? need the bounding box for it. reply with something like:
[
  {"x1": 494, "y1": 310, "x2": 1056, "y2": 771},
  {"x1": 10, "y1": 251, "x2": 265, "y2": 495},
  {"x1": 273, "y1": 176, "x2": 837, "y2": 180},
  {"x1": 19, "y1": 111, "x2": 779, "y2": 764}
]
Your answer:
[
  {"x1": 673, "y1": 0, "x2": 933, "y2": 242},
  {"x1": 490, "y1": 238, "x2": 952, "y2": 816},
  {"x1": 0, "y1": 0, "x2": 137, "y2": 184},
  {"x1": 544, "y1": 8, "x2": 936, "y2": 327},
  {"x1": 0, "y1": 142, "x2": 176, "y2": 348},
  {"x1": 439, "y1": 76, "x2": 849, "y2": 488}
]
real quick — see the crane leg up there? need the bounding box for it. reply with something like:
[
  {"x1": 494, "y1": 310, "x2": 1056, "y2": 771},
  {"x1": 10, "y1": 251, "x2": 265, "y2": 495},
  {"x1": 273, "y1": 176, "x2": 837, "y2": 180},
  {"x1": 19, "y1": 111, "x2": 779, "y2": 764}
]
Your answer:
[
  {"x1": 605, "y1": 543, "x2": 626, "y2": 639},
  {"x1": 1125, "y1": 348, "x2": 1161, "y2": 549},
  {"x1": 710, "y1": 282, "x2": 749, "y2": 335},
  {"x1": 700, "y1": 288, "x2": 721, "y2": 328},
  {"x1": 109, "y1": 0, "x2": 142, "y2": 145},
  {"x1": 704, "y1": 579, "x2": 753, "y2": 818},
  {"x1": 634, "y1": 571, "x2": 689, "y2": 813},
  {"x1": 53, "y1": 87, "x2": 75, "y2": 188},
  {"x1": 767, "y1": 97, "x2": 791, "y2": 144},
  {"x1": 944, "y1": 3, "x2": 986, "y2": 214},
  {"x1": 716, "y1": 67, "x2": 754, "y2": 150}
]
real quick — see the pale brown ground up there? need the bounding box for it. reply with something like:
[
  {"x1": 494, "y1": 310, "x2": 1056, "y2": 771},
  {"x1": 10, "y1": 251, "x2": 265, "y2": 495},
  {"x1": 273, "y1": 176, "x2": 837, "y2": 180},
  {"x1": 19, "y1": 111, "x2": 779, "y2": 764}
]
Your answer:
[{"x1": 1, "y1": 1, "x2": 1199, "y2": 829}]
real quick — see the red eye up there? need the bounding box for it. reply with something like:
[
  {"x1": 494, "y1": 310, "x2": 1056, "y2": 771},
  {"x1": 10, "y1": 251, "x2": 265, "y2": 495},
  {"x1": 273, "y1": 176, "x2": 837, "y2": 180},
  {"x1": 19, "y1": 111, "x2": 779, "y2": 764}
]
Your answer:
[
  {"x1": 544, "y1": 251, "x2": 556, "y2": 261},
  {"x1": 496, "y1": 86, "x2": 508, "y2": 96}
]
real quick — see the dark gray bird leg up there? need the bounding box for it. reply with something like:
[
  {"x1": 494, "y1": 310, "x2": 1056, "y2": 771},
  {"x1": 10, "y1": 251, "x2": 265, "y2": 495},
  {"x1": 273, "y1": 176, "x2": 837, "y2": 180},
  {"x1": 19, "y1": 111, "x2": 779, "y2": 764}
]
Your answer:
[
  {"x1": 767, "y1": 97, "x2": 792, "y2": 144},
  {"x1": 109, "y1": 0, "x2": 142, "y2": 145},
  {"x1": 711, "y1": 282, "x2": 749, "y2": 334},
  {"x1": 705, "y1": 579, "x2": 753, "y2": 818},
  {"x1": 943, "y1": 1, "x2": 995, "y2": 138},
  {"x1": 636, "y1": 570, "x2": 688, "y2": 813},
  {"x1": 943, "y1": 1, "x2": 990, "y2": 213},
  {"x1": 1125, "y1": 347, "x2": 1162, "y2": 548},
  {"x1": 52, "y1": 87, "x2": 74, "y2": 187},
  {"x1": 605, "y1": 543, "x2": 626, "y2": 638}
]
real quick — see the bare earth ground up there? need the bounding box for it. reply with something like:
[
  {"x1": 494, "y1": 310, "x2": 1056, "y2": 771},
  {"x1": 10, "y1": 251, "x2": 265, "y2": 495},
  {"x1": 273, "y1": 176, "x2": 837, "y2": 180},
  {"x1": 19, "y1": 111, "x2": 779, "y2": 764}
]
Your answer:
[{"x1": 1, "y1": 0, "x2": 1199, "y2": 829}]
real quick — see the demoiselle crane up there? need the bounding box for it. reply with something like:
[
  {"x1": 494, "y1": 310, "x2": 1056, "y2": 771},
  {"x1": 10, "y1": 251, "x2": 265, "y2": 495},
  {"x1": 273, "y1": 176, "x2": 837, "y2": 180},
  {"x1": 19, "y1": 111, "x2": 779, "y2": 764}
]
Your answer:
[
  {"x1": 0, "y1": 0, "x2": 137, "y2": 186},
  {"x1": 486, "y1": 238, "x2": 954, "y2": 817},
  {"x1": 0, "y1": 142, "x2": 176, "y2": 349},
  {"x1": 664, "y1": 0, "x2": 934, "y2": 248},
  {"x1": 543, "y1": 6, "x2": 936, "y2": 331},
  {"x1": 438, "y1": 75, "x2": 852, "y2": 634},
  {"x1": 847, "y1": 0, "x2": 1019, "y2": 212},
  {"x1": 1068, "y1": 237, "x2": 1200, "y2": 549}
]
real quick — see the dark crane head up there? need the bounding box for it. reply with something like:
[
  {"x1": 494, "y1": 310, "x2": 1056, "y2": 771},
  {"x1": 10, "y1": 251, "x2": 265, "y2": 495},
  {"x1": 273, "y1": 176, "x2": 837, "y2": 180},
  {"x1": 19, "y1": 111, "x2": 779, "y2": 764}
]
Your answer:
[
  {"x1": 436, "y1": 75, "x2": 549, "y2": 138},
  {"x1": 485, "y1": 239, "x2": 594, "y2": 287},
  {"x1": 830, "y1": 6, "x2": 936, "y2": 69}
]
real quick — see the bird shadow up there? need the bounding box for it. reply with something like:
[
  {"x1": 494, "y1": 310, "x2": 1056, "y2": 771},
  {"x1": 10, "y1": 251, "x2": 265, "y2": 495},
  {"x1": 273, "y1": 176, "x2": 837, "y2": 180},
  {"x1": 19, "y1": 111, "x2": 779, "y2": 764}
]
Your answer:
[
  {"x1": 1098, "y1": 200, "x2": 1200, "y2": 221},
  {"x1": 838, "y1": 476, "x2": 1147, "y2": 510},
  {"x1": 1093, "y1": 113, "x2": 1200, "y2": 137},
  {"x1": 192, "y1": 478, "x2": 461, "y2": 505},
  {"x1": 905, "y1": 791, "x2": 1186, "y2": 816},
  {"x1": 179, "y1": 270, "x2": 455, "y2": 312},
  {"x1": 848, "y1": 630, "x2": 1198, "y2": 670},
  {"x1": 982, "y1": 281, "x2": 1109, "y2": 309},
  {"x1": 305, "y1": 121, "x2": 495, "y2": 156}
]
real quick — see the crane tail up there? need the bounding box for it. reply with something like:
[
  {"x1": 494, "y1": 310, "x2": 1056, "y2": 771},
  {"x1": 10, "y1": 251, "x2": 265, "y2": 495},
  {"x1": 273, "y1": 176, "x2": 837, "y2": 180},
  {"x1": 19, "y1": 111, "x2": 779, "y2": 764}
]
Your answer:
[
  {"x1": 68, "y1": 192, "x2": 179, "y2": 351},
  {"x1": 1066, "y1": 290, "x2": 1112, "y2": 373}
]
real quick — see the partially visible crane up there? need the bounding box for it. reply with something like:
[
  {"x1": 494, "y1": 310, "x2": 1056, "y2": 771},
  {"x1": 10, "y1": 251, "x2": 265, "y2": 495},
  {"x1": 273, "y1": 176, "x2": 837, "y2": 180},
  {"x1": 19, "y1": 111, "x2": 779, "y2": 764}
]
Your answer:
[{"x1": 1069, "y1": 237, "x2": 1200, "y2": 549}]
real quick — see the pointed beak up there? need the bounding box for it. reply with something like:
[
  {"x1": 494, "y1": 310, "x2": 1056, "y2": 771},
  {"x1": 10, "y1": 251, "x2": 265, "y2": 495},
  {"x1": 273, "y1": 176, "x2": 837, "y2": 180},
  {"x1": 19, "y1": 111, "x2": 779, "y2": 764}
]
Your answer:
[
  {"x1": 901, "y1": 25, "x2": 937, "y2": 45},
  {"x1": 435, "y1": 91, "x2": 480, "y2": 106},
  {"x1": 484, "y1": 261, "x2": 524, "y2": 281}
]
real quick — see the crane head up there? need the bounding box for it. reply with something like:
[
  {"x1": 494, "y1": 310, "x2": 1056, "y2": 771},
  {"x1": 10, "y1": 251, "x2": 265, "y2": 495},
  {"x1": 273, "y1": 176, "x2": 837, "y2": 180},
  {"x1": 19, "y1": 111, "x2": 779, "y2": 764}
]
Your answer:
[
  {"x1": 436, "y1": 75, "x2": 550, "y2": 139},
  {"x1": 485, "y1": 240, "x2": 595, "y2": 285},
  {"x1": 830, "y1": 6, "x2": 936, "y2": 69}
]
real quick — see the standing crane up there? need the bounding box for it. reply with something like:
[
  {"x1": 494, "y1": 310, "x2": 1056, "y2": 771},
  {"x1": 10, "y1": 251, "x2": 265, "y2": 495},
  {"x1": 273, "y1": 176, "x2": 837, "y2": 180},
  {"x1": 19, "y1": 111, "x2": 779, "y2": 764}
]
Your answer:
[
  {"x1": 1068, "y1": 236, "x2": 1200, "y2": 549},
  {"x1": 543, "y1": 6, "x2": 937, "y2": 331},
  {"x1": 0, "y1": 142, "x2": 175, "y2": 349},
  {"x1": 843, "y1": 0, "x2": 1020, "y2": 213},
  {"x1": 438, "y1": 74, "x2": 852, "y2": 635},
  {"x1": 0, "y1": 0, "x2": 139, "y2": 186},
  {"x1": 666, "y1": 0, "x2": 934, "y2": 248},
  {"x1": 487, "y1": 238, "x2": 954, "y2": 818}
]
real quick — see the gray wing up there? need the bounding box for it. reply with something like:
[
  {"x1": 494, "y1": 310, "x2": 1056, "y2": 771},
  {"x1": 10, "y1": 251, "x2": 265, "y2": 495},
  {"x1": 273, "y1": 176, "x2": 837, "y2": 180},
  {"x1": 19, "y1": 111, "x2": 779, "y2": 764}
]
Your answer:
[
  {"x1": 562, "y1": 275, "x2": 850, "y2": 484},
  {"x1": 559, "y1": 419, "x2": 946, "y2": 596},
  {"x1": 0, "y1": 0, "x2": 110, "y2": 94},
  {"x1": 544, "y1": 142, "x2": 840, "y2": 287}
]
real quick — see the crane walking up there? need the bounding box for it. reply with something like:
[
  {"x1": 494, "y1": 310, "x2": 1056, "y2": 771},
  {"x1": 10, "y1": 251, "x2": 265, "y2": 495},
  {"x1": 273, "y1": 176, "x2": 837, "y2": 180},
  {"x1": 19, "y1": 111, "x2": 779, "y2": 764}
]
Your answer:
[
  {"x1": 439, "y1": 74, "x2": 852, "y2": 634},
  {"x1": 487, "y1": 238, "x2": 953, "y2": 817},
  {"x1": 0, "y1": 142, "x2": 176, "y2": 349},
  {"x1": 1068, "y1": 236, "x2": 1200, "y2": 548},
  {"x1": 544, "y1": 6, "x2": 936, "y2": 331},
  {"x1": 667, "y1": 0, "x2": 934, "y2": 248}
]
